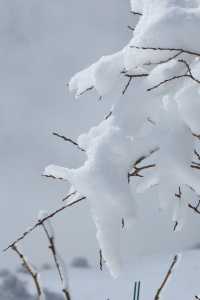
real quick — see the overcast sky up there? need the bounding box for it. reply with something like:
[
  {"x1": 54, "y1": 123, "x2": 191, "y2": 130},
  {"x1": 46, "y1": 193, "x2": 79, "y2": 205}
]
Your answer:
[{"x1": 1, "y1": 0, "x2": 200, "y2": 272}]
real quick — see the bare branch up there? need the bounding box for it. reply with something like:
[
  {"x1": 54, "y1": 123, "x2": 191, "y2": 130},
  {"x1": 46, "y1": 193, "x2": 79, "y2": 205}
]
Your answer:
[
  {"x1": 147, "y1": 74, "x2": 189, "y2": 92},
  {"x1": 52, "y1": 132, "x2": 85, "y2": 152},
  {"x1": 122, "y1": 218, "x2": 125, "y2": 229},
  {"x1": 128, "y1": 25, "x2": 135, "y2": 31},
  {"x1": 62, "y1": 191, "x2": 77, "y2": 202},
  {"x1": 133, "y1": 281, "x2": 141, "y2": 300},
  {"x1": 143, "y1": 50, "x2": 183, "y2": 67},
  {"x1": 130, "y1": 45, "x2": 200, "y2": 58},
  {"x1": 42, "y1": 174, "x2": 65, "y2": 181},
  {"x1": 173, "y1": 186, "x2": 182, "y2": 231},
  {"x1": 188, "y1": 200, "x2": 200, "y2": 215},
  {"x1": 99, "y1": 249, "x2": 103, "y2": 271},
  {"x1": 12, "y1": 245, "x2": 44, "y2": 300},
  {"x1": 77, "y1": 86, "x2": 94, "y2": 97},
  {"x1": 104, "y1": 111, "x2": 113, "y2": 120},
  {"x1": 122, "y1": 76, "x2": 133, "y2": 95},
  {"x1": 3, "y1": 196, "x2": 86, "y2": 252},
  {"x1": 128, "y1": 147, "x2": 159, "y2": 182},
  {"x1": 129, "y1": 163, "x2": 156, "y2": 179},
  {"x1": 130, "y1": 11, "x2": 143, "y2": 16},
  {"x1": 124, "y1": 73, "x2": 149, "y2": 78},
  {"x1": 154, "y1": 255, "x2": 178, "y2": 300},
  {"x1": 178, "y1": 59, "x2": 200, "y2": 84},
  {"x1": 41, "y1": 221, "x2": 71, "y2": 300}
]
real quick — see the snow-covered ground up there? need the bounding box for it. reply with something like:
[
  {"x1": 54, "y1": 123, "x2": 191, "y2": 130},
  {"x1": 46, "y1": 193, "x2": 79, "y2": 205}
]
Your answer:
[{"x1": 2, "y1": 249, "x2": 200, "y2": 300}]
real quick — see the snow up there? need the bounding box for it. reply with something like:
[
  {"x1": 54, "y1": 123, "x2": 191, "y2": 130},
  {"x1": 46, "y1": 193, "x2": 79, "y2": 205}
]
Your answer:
[
  {"x1": 69, "y1": 50, "x2": 124, "y2": 97},
  {"x1": 45, "y1": 0, "x2": 200, "y2": 277}
]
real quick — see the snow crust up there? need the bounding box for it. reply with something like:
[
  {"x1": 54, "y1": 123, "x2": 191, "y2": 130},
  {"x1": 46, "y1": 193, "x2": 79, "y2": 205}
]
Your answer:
[{"x1": 45, "y1": 0, "x2": 200, "y2": 277}]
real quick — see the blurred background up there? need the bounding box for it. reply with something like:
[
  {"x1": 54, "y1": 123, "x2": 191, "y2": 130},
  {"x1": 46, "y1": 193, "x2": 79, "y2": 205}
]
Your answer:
[
  {"x1": 1, "y1": 0, "x2": 200, "y2": 273},
  {"x1": 0, "y1": 0, "x2": 130, "y2": 269}
]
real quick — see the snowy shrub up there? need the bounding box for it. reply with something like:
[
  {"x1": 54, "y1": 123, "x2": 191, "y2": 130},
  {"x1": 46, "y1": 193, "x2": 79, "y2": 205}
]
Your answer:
[{"x1": 41, "y1": 0, "x2": 200, "y2": 277}]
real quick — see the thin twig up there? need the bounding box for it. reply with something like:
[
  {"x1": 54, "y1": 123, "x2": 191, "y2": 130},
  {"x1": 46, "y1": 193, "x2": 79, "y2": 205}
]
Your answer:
[
  {"x1": 41, "y1": 221, "x2": 71, "y2": 300},
  {"x1": 52, "y1": 132, "x2": 85, "y2": 152},
  {"x1": 104, "y1": 111, "x2": 113, "y2": 120},
  {"x1": 128, "y1": 147, "x2": 159, "y2": 182},
  {"x1": 144, "y1": 50, "x2": 183, "y2": 66},
  {"x1": 188, "y1": 200, "x2": 200, "y2": 215},
  {"x1": 173, "y1": 187, "x2": 182, "y2": 231},
  {"x1": 154, "y1": 255, "x2": 178, "y2": 300},
  {"x1": 42, "y1": 174, "x2": 65, "y2": 181},
  {"x1": 99, "y1": 249, "x2": 103, "y2": 271},
  {"x1": 77, "y1": 86, "x2": 94, "y2": 96},
  {"x1": 130, "y1": 45, "x2": 200, "y2": 58},
  {"x1": 12, "y1": 245, "x2": 44, "y2": 300},
  {"x1": 3, "y1": 196, "x2": 86, "y2": 252},
  {"x1": 128, "y1": 25, "x2": 135, "y2": 31},
  {"x1": 62, "y1": 191, "x2": 77, "y2": 202},
  {"x1": 147, "y1": 74, "x2": 189, "y2": 92},
  {"x1": 122, "y1": 218, "x2": 125, "y2": 229},
  {"x1": 130, "y1": 11, "x2": 143, "y2": 16},
  {"x1": 122, "y1": 77, "x2": 133, "y2": 95}
]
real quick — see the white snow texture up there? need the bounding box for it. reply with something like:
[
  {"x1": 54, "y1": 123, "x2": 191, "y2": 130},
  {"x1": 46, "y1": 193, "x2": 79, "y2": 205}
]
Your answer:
[{"x1": 44, "y1": 0, "x2": 200, "y2": 277}]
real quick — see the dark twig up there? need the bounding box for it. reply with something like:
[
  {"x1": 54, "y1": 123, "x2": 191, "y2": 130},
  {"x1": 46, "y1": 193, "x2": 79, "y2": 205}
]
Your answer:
[
  {"x1": 154, "y1": 255, "x2": 178, "y2": 300},
  {"x1": 178, "y1": 59, "x2": 200, "y2": 84},
  {"x1": 77, "y1": 86, "x2": 94, "y2": 97},
  {"x1": 133, "y1": 281, "x2": 141, "y2": 300},
  {"x1": 121, "y1": 73, "x2": 148, "y2": 94},
  {"x1": 129, "y1": 163, "x2": 156, "y2": 178},
  {"x1": 42, "y1": 174, "x2": 65, "y2": 181},
  {"x1": 52, "y1": 132, "x2": 85, "y2": 152},
  {"x1": 147, "y1": 74, "x2": 189, "y2": 92},
  {"x1": 130, "y1": 45, "x2": 200, "y2": 58},
  {"x1": 122, "y1": 76, "x2": 133, "y2": 95},
  {"x1": 130, "y1": 11, "x2": 143, "y2": 16},
  {"x1": 99, "y1": 249, "x2": 103, "y2": 271},
  {"x1": 4, "y1": 196, "x2": 86, "y2": 252},
  {"x1": 12, "y1": 245, "x2": 44, "y2": 300},
  {"x1": 62, "y1": 191, "x2": 77, "y2": 202},
  {"x1": 188, "y1": 200, "x2": 200, "y2": 215},
  {"x1": 122, "y1": 218, "x2": 125, "y2": 229},
  {"x1": 128, "y1": 148, "x2": 158, "y2": 182},
  {"x1": 144, "y1": 50, "x2": 183, "y2": 66},
  {"x1": 128, "y1": 25, "x2": 135, "y2": 31},
  {"x1": 173, "y1": 186, "x2": 182, "y2": 231},
  {"x1": 41, "y1": 221, "x2": 71, "y2": 300},
  {"x1": 104, "y1": 111, "x2": 113, "y2": 120}
]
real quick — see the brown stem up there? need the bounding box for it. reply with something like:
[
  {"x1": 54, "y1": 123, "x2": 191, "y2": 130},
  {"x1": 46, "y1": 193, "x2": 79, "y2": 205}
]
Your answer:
[
  {"x1": 3, "y1": 196, "x2": 86, "y2": 252},
  {"x1": 12, "y1": 245, "x2": 44, "y2": 300},
  {"x1": 154, "y1": 255, "x2": 178, "y2": 300}
]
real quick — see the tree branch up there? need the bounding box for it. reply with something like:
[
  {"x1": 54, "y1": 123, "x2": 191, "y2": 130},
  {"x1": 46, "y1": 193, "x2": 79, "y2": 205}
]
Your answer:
[
  {"x1": 130, "y1": 45, "x2": 200, "y2": 58},
  {"x1": 41, "y1": 220, "x2": 71, "y2": 300},
  {"x1": 52, "y1": 132, "x2": 85, "y2": 152},
  {"x1": 3, "y1": 196, "x2": 86, "y2": 252},
  {"x1": 154, "y1": 255, "x2": 179, "y2": 300},
  {"x1": 12, "y1": 244, "x2": 44, "y2": 300}
]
